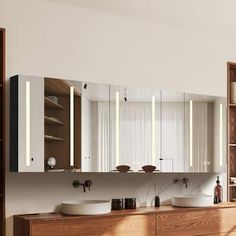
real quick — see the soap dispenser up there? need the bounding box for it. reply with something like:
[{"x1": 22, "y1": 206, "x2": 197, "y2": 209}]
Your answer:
[{"x1": 214, "y1": 176, "x2": 223, "y2": 204}]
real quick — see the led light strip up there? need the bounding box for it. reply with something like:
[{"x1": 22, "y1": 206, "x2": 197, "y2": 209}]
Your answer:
[
  {"x1": 26, "y1": 81, "x2": 31, "y2": 166},
  {"x1": 116, "y1": 91, "x2": 120, "y2": 166},
  {"x1": 220, "y1": 103, "x2": 223, "y2": 167},
  {"x1": 190, "y1": 100, "x2": 193, "y2": 167},
  {"x1": 70, "y1": 86, "x2": 74, "y2": 166},
  {"x1": 152, "y1": 96, "x2": 156, "y2": 165}
]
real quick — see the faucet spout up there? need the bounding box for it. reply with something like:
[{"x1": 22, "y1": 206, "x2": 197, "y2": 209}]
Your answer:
[
  {"x1": 82, "y1": 183, "x2": 86, "y2": 192},
  {"x1": 183, "y1": 177, "x2": 189, "y2": 188}
]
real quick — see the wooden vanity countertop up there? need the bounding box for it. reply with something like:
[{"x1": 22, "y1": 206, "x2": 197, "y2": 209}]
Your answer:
[{"x1": 14, "y1": 202, "x2": 236, "y2": 222}]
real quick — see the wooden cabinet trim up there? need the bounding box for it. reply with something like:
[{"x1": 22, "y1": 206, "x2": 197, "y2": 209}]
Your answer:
[
  {"x1": 0, "y1": 27, "x2": 5, "y2": 236},
  {"x1": 14, "y1": 203, "x2": 236, "y2": 223}
]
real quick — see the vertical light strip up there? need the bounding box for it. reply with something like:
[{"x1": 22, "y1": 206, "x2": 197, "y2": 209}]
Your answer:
[
  {"x1": 219, "y1": 103, "x2": 223, "y2": 167},
  {"x1": 115, "y1": 92, "x2": 120, "y2": 166},
  {"x1": 26, "y1": 81, "x2": 31, "y2": 167},
  {"x1": 70, "y1": 86, "x2": 74, "y2": 166},
  {"x1": 152, "y1": 96, "x2": 156, "y2": 165},
  {"x1": 190, "y1": 100, "x2": 193, "y2": 167}
]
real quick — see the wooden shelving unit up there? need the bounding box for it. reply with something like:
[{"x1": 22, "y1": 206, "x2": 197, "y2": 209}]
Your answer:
[
  {"x1": 45, "y1": 135, "x2": 64, "y2": 142},
  {"x1": 0, "y1": 28, "x2": 5, "y2": 236},
  {"x1": 44, "y1": 77, "x2": 81, "y2": 171},
  {"x1": 45, "y1": 97, "x2": 64, "y2": 110},
  {"x1": 44, "y1": 77, "x2": 80, "y2": 96},
  {"x1": 227, "y1": 62, "x2": 236, "y2": 201},
  {"x1": 44, "y1": 116, "x2": 64, "y2": 126},
  {"x1": 44, "y1": 78, "x2": 69, "y2": 170}
]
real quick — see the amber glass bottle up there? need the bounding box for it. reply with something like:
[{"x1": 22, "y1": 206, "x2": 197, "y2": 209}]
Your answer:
[{"x1": 214, "y1": 176, "x2": 223, "y2": 203}]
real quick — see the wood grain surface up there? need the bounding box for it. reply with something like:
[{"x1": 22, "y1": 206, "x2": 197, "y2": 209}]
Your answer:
[
  {"x1": 21, "y1": 214, "x2": 155, "y2": 236},
  {"x1": 14, "y1": 203, "x2": 236, "y2": 236},
  {"x1": 156, "y1": 208, "x2": 236, "y2": 236}
]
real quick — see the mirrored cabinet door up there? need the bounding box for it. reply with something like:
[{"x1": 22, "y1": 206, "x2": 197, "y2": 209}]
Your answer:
[
  {"x1": 160, "y1": 91, "x2": 185, "y2": 172},
  {"x1": 109, "y1": 86, "x2": 161, "y2": 172},
  {"x1": 10, "y1": 75, "x2": 44, "y2": 172},
  {"x1": 184, "y1": 94, "x2": 227, "y2": 173},
  {"x1": 44, "y1": 78, "x2": 82, "y2": 171},
  {"x1": 80, "y1": 82, "x2": 110, "y2": 172},
  {"x1": 10, "y1": 75, "x2": 227, "y2": 173}
]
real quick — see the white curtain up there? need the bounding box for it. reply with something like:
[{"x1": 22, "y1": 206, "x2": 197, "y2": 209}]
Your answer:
[
  {"x1": 185, "y1": 102, "x2": 210, "y2": 172},
  {"x1": 96, "y1": 101, "x2": 211, "y2": 172},
  {"x1": 119, "y1": 103, "x2": 153, "y2": 171},
  {"x1": 160, "y1": 103, "x2": 185, "y2": 172},
  {"x1": 97, "y1": 103, "x2": 110, "y2": 172}
]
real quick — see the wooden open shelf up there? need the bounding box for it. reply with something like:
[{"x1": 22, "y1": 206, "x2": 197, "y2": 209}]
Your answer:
[
  {"x1": 45, "y1": 97, "x2": 64, "y2": 110},
  {"x1": 44, "y1": 116, "x2": 64, "y2": 126},
  {"x1": 45, "y1": 77, "x2": 80, "y2": 96},
  {"x1": 229, "y1": 103, "x2": 236, "y2": 108},
  {"x1": 227, "y1": 62, "x2": 236, "y2": 202},
  {"x1": 45, "y1": 136, "x2": 64, "y2": 142},
  {"x1": 44, "y1": 77, "x2": 81, "y2": 171}
]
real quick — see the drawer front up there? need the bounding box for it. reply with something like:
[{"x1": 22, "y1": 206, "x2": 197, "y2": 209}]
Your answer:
[
  {"x1": 208, "y1": 233, "x2": 236, "y2": 236},
  {"x1": 31, "y1": 214, "x2": 156, "y2": 236},
  {"x1": 156, "y1": 208, "x2": 236, "y2": 236}
]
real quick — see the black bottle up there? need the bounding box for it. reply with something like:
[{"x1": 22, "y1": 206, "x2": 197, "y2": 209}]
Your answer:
[{"x1": 155, "y1": 196, "x2": 160, "y2": 207}]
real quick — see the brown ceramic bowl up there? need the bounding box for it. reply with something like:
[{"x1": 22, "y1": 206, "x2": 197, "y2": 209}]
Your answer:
[
  {"x1": 142, "y1": 165, "x2": 156, "y2": 173},
  {"x1": 116, "y1": 165, "x2": 131, "y2": 173}
]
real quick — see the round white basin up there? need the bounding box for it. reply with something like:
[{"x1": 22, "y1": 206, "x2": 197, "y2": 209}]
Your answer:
[
  {"x1": 61, "y1": 200, "x2": 111, "y2": 215},
  {"x1": 172, "y1": 194, "x2": 213, "y2": 208}
]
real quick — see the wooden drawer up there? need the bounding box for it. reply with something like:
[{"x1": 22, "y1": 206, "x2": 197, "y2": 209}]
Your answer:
[
  {"x1": 208, "y1": 233, "x2": 236, "y2": 236},
  {"x1": 30, "y1": 214, "x2": 155, "y2": 236},
  {"x1": 156, "y1": 208, "x2": 236, "y2": 236}
]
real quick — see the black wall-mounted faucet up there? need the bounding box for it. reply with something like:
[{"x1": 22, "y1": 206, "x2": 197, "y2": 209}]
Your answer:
[
  {"x1": 173, "y1": 177, "x2": 189, "y2": 188},
  {"x1": 72, "y1": 180, "x2": 92, "y2": 192}
]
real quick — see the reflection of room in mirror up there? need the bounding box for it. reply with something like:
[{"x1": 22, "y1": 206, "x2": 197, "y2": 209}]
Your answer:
[
  {"x1": 80, "y1": 81, "x2": 110, "y2": 172},
  {"x1": 44, "y1": 78, "x2": 82, "y2": 171},
  {"x1": 10, "y1": 76, "x2": 227, "y2": 174},
  {"x1": 110, "y1": 86, "x2": 162, "y2": 172},
  {"x1": 185, "y1": 94, "x2": 227, "y2": 173}
]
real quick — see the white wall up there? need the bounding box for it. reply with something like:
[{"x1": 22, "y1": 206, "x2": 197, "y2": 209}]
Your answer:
[
  {"x1": 6, "y1": 172, "x2": 227, "y2": 236},
  {"x1": 0, "y1": 0, "x2": 232, "y2": 235},
  {"x1": 1, "y1": 0, "x2": 236, "y2": 96}
]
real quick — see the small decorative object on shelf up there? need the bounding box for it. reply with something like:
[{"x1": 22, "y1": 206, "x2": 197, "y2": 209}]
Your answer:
[
  {"x1": 47, "y1": 157, "x2": 56, "y2": 169},
  {"x1": 46, "y1": 95, "x2": 58, "y2": 104},
  {"x1": 142, "y1": 165, "x2": 156, "y2": 173},
  {"x1": 116, "y1": 165, "x2": 131, "y2": 173},
  {"x1": 230, "y1": 177, "x2": 236, "y2": 185}
]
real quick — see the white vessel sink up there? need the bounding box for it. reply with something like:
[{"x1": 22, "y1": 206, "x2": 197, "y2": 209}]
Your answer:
[
  {"x1": 172, "y1": 194, "x2": 213, "y2": 208},
  {"x1": 61, "y1": 200, "x2": 111, "y2": 215}
]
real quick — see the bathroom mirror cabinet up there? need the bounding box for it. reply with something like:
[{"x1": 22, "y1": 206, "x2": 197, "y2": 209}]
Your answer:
[{"x1": 10, "y1": 75, "x2": 227, "y2": 173}]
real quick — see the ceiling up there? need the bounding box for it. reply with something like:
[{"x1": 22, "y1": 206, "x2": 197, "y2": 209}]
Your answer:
[{"x1": 46, "y1": 0, "x2": 236, "y2": 38}]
